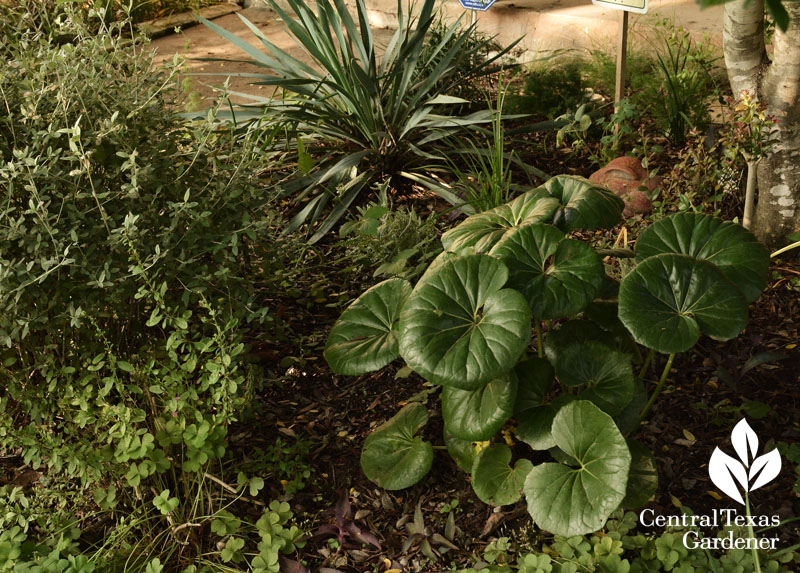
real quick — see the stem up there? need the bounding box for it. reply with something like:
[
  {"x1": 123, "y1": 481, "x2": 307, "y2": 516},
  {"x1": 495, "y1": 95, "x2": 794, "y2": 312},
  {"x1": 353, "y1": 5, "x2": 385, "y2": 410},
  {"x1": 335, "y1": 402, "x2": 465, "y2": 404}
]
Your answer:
[
  {"x1": 638, "y1": 348, "x2": 655, "y2": 380},
  {"x1": 639, "y1": 353, "x2": 675, "y2": 421},
  {"x1": 535, "y1": 321, "x2": 543, "y2": 358},
  {"x1": 746, "y1": 491, "x2": 762, "y2": 573},
  {"x1": 743, "y1": 159, "x2": 757, "y2": 229}
]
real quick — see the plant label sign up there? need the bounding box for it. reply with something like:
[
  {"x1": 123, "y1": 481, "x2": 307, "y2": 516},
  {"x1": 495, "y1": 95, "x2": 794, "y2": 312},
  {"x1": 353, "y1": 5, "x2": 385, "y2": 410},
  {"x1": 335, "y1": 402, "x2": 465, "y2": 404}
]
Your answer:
[
  {"x1": 459, "y1": 0, "x2": 497, "y2": 11},
  {"x1": 591, "y1": 0, "x2": 648, "y2": 14}
]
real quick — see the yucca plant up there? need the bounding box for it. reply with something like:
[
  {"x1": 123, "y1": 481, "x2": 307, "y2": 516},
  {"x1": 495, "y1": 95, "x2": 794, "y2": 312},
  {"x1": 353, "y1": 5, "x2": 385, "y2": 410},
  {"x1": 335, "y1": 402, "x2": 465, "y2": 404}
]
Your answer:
[{"x1": 200, "y1": 0, "x2": 518, "y2": 242}]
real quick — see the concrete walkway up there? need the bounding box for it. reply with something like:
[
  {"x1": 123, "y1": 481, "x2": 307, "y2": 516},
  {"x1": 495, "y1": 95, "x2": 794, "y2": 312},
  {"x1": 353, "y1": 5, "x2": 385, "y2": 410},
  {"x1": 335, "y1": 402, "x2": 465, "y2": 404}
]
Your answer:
[{"x1": 150, "y1": 0, "x2": 724, "y2": 105}]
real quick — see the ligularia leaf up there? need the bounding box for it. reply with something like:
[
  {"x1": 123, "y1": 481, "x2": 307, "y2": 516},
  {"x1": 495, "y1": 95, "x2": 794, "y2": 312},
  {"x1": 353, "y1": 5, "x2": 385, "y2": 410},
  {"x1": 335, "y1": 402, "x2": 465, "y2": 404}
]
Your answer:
[
  {"x1": 731, "y1": 418, "x2": 759, "y2": 467},
  {"x1": 708, "y1": 448, "x2": 748, "y2": 505}
]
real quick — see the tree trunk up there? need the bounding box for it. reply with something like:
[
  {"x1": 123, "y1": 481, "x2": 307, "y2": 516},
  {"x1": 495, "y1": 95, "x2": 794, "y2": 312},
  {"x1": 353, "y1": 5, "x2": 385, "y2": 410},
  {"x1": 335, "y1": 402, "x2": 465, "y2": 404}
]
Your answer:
[{"x1": 723, "y1": 0, "x2": 800, "y2": 247}]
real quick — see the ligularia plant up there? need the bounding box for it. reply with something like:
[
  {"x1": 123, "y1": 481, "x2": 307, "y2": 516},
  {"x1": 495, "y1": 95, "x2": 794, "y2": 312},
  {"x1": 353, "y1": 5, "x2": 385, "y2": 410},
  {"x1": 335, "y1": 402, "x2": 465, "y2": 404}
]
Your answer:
[{"x1": 325, "y1": 175, "x2": 770, "y2": 537}]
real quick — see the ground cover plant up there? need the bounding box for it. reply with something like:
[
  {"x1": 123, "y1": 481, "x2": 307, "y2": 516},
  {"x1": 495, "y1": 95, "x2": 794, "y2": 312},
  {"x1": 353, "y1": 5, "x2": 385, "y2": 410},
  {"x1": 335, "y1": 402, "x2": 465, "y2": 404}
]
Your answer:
[{"x1": 0, "y1": 4, "x2": 311, "y2": 570}]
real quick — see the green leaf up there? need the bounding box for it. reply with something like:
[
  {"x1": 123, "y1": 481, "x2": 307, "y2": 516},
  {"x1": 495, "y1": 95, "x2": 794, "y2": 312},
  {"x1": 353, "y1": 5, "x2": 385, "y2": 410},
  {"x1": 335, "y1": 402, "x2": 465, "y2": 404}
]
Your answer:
[
  {"x1": 491, "y1": 224, "x2": 604, "y2": 319},
  {"x1": 249, "y1": 476, "x2": 265, "y2": 496},
  {"x1": 621, "y1": 440, "x2": 658, "y2": 509},
  {"x1": 766, "y1": 0, "x2": 790, "y2": 31},
  {"x1": 325, "y1": 278, "x2": 412, "y2": 375},
  {"x1": 619, "y1": 254, "x2": 749, "y2": 353},
  {"x1": 516, "y1": 405, "x2": 558, "y2": 451},
  {"x1": 444, "y1": 431, "x2": 477, "y2": 473},
  {"x1": 541, "y1": 175, "x2": 624, "y2": 231},
  {"x1": 440, "y1": 188, "x2": 558, "y2": 254},
  {"x1": 553, "y1": 341, "x2": 634, "y2": 417},
  {"x1": 471, "y1": 444, "x2": 533, "y2": 506},
  {"x1": 524, "y1": 400, "x2": 631, "y2": 537},
  {"x1": 398, "y1": 254, "x2": 531, "y2": 389},
  {"x1": 361, "y1": 403, "x2": 433, "y2": 490},
  {"x1": 634, "y1": 213, "x2": 769, "y2": 303},
  {"x1": 513, "y1": 357, "x2": 554, "y2": 414},
  {"x1": 296, "y1": 136, "x2": 314, "y2": 174},
  {"x1": 442, "y1": 375, "x2": 518, "y2": 441},
  {"x1": 153, "y1": 489, "x2": 179, "y2": 515}
]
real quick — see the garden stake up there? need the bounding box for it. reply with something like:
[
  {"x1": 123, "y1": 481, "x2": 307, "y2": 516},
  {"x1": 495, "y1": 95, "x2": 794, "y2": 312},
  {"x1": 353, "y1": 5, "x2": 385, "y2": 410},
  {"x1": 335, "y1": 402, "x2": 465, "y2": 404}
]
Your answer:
[{"x1": 639, "y1": 353, "x2": 675, "y2": 420}]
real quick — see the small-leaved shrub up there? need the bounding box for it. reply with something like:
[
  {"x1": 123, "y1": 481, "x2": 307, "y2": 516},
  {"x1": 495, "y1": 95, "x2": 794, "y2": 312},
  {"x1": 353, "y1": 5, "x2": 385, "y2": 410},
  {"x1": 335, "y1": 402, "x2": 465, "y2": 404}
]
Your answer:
[{"x1": 0, "y1": 6, "x2": 305, "y2": 570}]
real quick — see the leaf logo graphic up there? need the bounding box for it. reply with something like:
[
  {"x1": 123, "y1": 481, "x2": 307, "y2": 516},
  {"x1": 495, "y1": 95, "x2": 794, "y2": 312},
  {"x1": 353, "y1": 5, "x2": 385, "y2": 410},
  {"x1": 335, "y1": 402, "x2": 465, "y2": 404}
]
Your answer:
[{"x1": 708, "y1": 419, "x2": 781, "y2": 505}]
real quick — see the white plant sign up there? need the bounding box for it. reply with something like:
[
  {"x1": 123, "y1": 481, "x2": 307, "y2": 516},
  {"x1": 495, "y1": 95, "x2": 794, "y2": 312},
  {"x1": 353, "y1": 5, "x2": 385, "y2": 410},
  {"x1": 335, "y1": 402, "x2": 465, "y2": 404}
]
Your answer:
[{"x1": 708, "y1": 419, "x2": 782, "y2": 505}]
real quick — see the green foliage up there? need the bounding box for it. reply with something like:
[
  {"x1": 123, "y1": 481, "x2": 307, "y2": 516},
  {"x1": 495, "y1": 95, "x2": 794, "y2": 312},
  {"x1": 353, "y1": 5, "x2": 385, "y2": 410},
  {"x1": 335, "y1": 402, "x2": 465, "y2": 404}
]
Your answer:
[
  {"x1": 556, "y1": 100, "x2": 640, "y2": 166},
  {"x1": 418, "y1": 12, "x2": 503, "y2": 107},
  {"x1": 200, "y1": 0, "x2": 518, "y2": 242},
  {"x1": 467, "y1": 509, "x2": 800, "y2": 572},
  {"x1": 340, "y1": 201, "x2": 443, "y2": 282},
  {"x1": 325, "y1": 174, "x2": 770, "y2": 537},
  {"x1": 650, "y1": 22, "x2": 720, "y2": 146},
  {"x1": 0, "y1": 7, "x2": 309, "y2": 570},
  {"x1": 581, "y1": 22, "x2": 721, "y2": 147},
  {"x1": 444, "y1": 81, "x2": 538, "y2": 212},
  {"x1": 509, "y1": 58, "x2": 586, "y2": 119}
]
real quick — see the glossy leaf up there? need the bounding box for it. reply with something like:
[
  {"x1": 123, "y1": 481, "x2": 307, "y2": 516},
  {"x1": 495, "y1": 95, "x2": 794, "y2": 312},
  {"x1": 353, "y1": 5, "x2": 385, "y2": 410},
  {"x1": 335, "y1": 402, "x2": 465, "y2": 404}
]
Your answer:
[
  {"x1": 398, "y1": 255, "x2": 531, "y2": 389},
  {"x1": 442, "y1": 375, "x2": 518, "y2": 441},
  {"x1": 524, "y1": 400, "x2": 631, "y2": 537},
  {"x1": 541, "y1": 175, "x2": 624, "y2": 231},
  {"x1": 440, "y1": 189, "x2": 558, "y2": 254},
  {"x1": 361, "y1": 403, "x2": 433, "y2": 490},
  {"x1": 444, "y1": 431, "x2": 477, "y2": 473},
  {"x1": 513, "y1": 357, "x2": 554, "y2": 414},
  {"x1": 553, "y1": 341, "x2": 634, "y2": 416},
  {"x1": 516, "y1": 405, "x2": 557, "y2": 451},
  {"x1": 471, "y1": 444, "x2": 533, "y2": 506},
  {"x1": 619, "y1": 254, "x2": 749, "y2": 354},
  {"x1": 491, "y1": 224, "x2": 604, "y2": 320},
  {"x1": 635, "y1": 213, "x2": 769, "y2": 303},
  {"x1": 621, "y1": 440, "x2": 658, "y2": 509},
  {"x1": 325, "y1": 278, "x2": 412, "y2": 374}
]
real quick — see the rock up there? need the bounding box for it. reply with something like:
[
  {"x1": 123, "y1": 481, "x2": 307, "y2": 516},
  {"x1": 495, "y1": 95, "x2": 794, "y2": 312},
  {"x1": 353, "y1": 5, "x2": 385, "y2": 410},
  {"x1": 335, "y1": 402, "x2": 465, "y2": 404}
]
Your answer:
[{"x1": 589, "y1": 156, "x2": 661, "y2": 217}]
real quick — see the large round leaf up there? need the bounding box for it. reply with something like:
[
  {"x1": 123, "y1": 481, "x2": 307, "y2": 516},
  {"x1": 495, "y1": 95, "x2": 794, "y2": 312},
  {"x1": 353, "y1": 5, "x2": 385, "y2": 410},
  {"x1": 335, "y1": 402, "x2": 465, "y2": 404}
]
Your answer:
[
  {"x1": 613, "y1": 379, "x2": 648, "y2": 436},
  {"x1": 542, "y1": 175, "x2": 624, "y2": 231},
  {"x1": 544, "y1": 320, "x2": 608, "y2": 365},
  {"x1": 553, "y1": 341, "x2": 634, "y2": 417},
  {"x1": 441, "y1": 189, "x2": 559, "y2": 254},
  {"x1": 361, "y1": 403, "x2": 433, "y2": 490},
  {"x1": 516, "y1": 405, "x2": 557, "y2": 451},
  {"x1": 513, "y1": 357, "x2": 555, "y2": 414},
  {"x1": 621, "y1": 440, "x2": 658, "y2": 509},
  {"x1": 619, "y1": 253, "x2": 749, "y2": 353},
  {"x1": 635, "y1": 213, "x2": 769, "y2": 303},
  {"x1": 471, "y1": 444, "x2": 533, "y2": 506},
  {"x1": 398, "y1": 255, "x2": 531, "y2": 389},
  {"x1": 445, "y1": 431, "x2": 477, "y2": 473},
  {"x1": 517, "y1": 393, "x2": 575, "y2": 451},
  {"x1": 442, "y1": 375, "x2": 518, "y2": 441},
  {"x1": 524, "y1": 400, "x2": 631, "y2": 537},
  {"x1": 325, "y1": 278, "x2": 412, "y2": 375},
  {"x1": 491, "y1": 224, "x2": 604, "y2": 319}
]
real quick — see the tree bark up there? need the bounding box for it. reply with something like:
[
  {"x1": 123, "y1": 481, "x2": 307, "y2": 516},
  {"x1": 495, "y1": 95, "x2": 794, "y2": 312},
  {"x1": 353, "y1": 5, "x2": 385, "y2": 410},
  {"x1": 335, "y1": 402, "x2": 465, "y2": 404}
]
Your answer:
[{"x1": 723, "y1": 0, "x2": 800, "y2": 247}]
